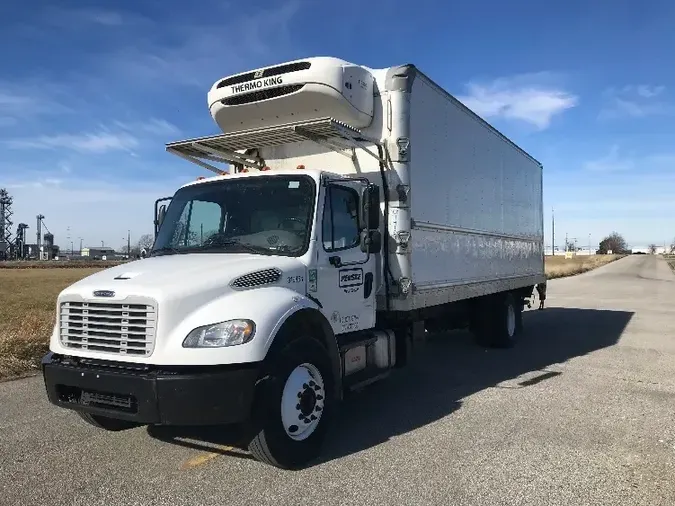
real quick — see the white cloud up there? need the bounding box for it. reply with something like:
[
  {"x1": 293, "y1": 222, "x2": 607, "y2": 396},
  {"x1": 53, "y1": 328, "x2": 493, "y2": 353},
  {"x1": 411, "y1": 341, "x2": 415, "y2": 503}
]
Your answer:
[
  {"x1": 5, "y1": 132, "x2": 140, "y2": 154},
  {"x1": 40, "y1": 6, "x2": 149, "y2": 28},
  {"x1": 4, "y1": 118, "x2": 181, "y2": 154},
  {"x1": 456, "y1": 72, "x2": 578, "y2": 130},
  {"x1": 584, "y1": 146, "x2": 675, "y2": 173},
  {"x1": 102, "y1": 1, "x2": 301, "y2": 88},
  {"x1": 584, "y1": 145, "x2": 635, "y2": 173},
  {"x1": 0, "y1": 84, "x2": 73, "y2": 125},
  {"x1": 599, "y1": 85, "x2": 672, "y2": 119},
  {"x1": 114, "y1": 118, "x2": 182, "y2": 137},
  {"x1": 636, "y1": 85, "x2": 665, "y2": 98}
]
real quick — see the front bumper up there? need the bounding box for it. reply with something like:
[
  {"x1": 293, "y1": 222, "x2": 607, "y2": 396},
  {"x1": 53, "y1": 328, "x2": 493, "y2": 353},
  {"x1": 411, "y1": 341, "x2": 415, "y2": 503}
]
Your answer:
[{"x1": 42, "y1": 353, "x2": 260, "y2": 425}]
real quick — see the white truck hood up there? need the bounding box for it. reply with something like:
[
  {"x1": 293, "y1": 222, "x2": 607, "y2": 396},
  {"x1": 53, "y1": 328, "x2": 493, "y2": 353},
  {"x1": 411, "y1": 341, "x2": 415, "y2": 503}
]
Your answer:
[
  {"x1": 61, "y1": 253, "x2": 305, "y2": 303},
  {"x1": 52, "y1": 253, "x2": 311, "y2": 365}
]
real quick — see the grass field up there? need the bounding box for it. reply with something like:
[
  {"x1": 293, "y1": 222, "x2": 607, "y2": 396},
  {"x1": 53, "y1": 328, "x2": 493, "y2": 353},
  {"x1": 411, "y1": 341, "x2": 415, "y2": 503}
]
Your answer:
[
  {"x1": 544, "y1": 254, "x2": 623, "y2": 280},
  {"x1": 0, "y1": 254, "x2": 622, "y2": 380},
  {"x1": 0, "y1": 268, "x2": 102, "y2": 379},
  {"x1": 665, "y1": 255, "x2": 675, "y2": 272}
]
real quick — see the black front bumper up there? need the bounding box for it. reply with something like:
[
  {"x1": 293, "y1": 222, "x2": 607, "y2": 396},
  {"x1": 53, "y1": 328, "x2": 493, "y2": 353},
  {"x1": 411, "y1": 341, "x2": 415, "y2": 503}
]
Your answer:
[{"x1": 42, "y1": 353, "x2": 260, "y2": 425}]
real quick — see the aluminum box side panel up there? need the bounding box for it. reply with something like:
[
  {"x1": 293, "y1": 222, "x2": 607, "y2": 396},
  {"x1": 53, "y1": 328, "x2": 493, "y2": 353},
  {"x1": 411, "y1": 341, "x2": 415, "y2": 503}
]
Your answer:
[{"x1": 405, "y1": 73, "x2": 544, "y2": 309}]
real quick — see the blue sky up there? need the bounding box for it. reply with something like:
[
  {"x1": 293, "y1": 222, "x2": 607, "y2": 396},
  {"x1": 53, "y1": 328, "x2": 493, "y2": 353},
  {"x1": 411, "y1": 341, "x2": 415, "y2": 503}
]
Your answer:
[{"x1": 1, "y1": 0, "x2": 674, "y2": 251}]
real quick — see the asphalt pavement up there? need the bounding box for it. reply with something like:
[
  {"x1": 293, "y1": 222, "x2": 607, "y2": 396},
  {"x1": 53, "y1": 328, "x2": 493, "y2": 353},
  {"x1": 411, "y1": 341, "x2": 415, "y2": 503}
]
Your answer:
[{"x1": 1, "y1": 255, "x2": 674, "y2": 506}]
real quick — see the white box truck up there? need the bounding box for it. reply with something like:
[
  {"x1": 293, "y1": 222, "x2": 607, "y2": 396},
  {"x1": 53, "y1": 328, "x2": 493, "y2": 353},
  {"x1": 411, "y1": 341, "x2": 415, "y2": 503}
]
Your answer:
[{"x1": 42, "y1": 56, "x2": 545, "y2": 469}]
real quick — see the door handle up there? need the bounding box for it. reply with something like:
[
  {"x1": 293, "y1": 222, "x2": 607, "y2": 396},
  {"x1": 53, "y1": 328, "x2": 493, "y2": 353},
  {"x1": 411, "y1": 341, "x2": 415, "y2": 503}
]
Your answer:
[{"x1": 364, "y1": 272, "x2": 373, "y2": 299}]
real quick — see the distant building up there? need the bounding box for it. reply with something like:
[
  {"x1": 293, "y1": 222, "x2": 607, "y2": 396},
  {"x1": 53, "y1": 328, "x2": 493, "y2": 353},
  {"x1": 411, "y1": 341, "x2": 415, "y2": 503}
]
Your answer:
[{"x1": 81, "y1": 246, "x2": 116, "y2": 259}]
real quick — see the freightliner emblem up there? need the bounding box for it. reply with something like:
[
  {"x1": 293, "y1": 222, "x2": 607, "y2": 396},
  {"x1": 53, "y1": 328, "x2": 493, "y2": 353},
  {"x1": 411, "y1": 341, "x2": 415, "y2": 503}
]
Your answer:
[{"x1": 93, "y1": 290, "x2": 115, "y2": 297}]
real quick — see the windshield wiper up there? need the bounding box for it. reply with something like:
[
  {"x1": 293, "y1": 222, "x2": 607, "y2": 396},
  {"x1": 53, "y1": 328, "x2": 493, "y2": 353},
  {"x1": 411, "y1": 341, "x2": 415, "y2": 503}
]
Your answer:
[
  {"x1": 209, "y1": 239, "x2": 272, "y2": 255},
  {"x1": 150, "y1": 246, "x2": 182, "y2": 257}
]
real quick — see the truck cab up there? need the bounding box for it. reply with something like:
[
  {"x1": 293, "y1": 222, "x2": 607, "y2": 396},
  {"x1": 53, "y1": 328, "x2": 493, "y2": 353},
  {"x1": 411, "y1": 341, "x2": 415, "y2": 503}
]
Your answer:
[{"x1": 152, "y1": 168, "x2": 382, "y2": 343}]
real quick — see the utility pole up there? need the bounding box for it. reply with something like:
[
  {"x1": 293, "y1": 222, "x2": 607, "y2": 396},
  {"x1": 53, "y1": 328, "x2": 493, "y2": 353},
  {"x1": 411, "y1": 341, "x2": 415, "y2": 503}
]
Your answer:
[
  {"x1": 588, "y1": 233, "x2": 592, "y2": 255},
  {"x1": 127, "y1": 230, "x2": 131, "y2": 257},
  {"x1": 551, "y1": 208, "x2": 555, "y2": 256}
]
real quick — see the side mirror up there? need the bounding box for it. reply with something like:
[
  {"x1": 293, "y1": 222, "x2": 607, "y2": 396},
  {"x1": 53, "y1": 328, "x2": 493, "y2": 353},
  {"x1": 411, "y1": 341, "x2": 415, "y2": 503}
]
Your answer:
[
  {"x1": 157, "y1": 205, "x2": 167, "y2": 230},
  {"x1": 154, "y1": 196, "x2": 172, "y2": 237},
  {"x1": 157, "y1": 204, "x2": 166, "y2": 227},
  {"x1": 360, "y1": 184, "x2": 381, "y2": 230},
  {"x1": 360, "y1": 230, "x2": 382, "y2": 254}
]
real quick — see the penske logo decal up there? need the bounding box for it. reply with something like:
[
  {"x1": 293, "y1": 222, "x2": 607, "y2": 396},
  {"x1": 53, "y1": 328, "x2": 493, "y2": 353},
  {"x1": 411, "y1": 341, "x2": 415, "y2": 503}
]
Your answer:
[
  {"x1": 339, "y1": 268, "x2": 363, "y2": 288},
  {"x1": 230, "y1": 76, "x2": 283, "y2": 94}
]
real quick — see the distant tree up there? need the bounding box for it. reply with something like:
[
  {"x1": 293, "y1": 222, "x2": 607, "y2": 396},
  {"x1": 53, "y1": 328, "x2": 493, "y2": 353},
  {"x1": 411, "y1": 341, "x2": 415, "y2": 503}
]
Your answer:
[
  {"x1": 137, "y1": 234, "x2": 154, "y2": 251},
  {"x1": 648, "y1": 244, "x2": 658, "y2": 255},
  {"x1": 670, "y1": 238, "x2": 675, "y2": 254},
  {"x1": 565, "y1": 240, "x2": 577, "y2": 252},
  {"x1": 597, "y1": 232, "x2": 628, "y2": 254}
]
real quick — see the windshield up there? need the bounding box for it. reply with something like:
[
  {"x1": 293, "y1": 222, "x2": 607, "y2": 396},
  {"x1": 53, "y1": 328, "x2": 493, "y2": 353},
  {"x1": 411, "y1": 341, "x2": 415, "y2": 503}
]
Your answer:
[{"x1": 152, "y1": 174, "x2": 316, "y2": 257}]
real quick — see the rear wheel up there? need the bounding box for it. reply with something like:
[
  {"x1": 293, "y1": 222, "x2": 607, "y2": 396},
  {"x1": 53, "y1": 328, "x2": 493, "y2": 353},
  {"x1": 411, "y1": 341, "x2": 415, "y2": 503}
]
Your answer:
[
  {"x1": 471, "y1": 292, "x2": 522, "y2": 348},
  {"x1": 248, "y1": 337, "x2": 336, "y2": 469},
  {"x1": 77, "y1": 412, "x2": 141, "y2": 431}
]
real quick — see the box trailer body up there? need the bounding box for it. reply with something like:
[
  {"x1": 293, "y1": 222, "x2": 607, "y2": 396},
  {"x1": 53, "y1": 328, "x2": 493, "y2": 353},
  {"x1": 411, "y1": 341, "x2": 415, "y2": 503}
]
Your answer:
[{"x1": 42, "y1": 56, "x2": 545, "y2": 469}]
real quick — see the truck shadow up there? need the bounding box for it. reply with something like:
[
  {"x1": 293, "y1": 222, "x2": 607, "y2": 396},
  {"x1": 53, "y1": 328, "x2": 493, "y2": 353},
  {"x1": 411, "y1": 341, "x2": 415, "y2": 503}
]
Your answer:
[{"x1": 147, "y1": 307, "x2": 633, "y2": 467}]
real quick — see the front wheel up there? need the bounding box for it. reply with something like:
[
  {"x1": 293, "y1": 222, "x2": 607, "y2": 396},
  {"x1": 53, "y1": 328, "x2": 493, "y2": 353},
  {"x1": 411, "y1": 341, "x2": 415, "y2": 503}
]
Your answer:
[{"x1": 248, "y1": 337, "x2": 336, "y2": 469}]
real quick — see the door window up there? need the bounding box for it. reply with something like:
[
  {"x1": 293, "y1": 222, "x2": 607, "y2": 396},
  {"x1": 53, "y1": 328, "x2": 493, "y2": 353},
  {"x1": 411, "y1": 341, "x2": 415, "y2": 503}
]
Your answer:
[{"x1": 322, "y1": 185, "x2": 360, "y2": 251}]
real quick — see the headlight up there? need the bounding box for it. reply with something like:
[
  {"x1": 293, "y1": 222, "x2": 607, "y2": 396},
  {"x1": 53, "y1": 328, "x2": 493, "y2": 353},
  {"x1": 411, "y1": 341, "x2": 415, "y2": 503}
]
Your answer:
[{"x1": 182, "y1": 319, "x2": 255, "y2": 348}]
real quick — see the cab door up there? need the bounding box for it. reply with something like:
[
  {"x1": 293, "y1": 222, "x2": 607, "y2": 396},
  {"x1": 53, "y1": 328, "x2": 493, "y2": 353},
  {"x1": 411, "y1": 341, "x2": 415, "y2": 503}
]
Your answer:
[{"x1": 314, "y1": 181, "x2": 377, "y2": 335}]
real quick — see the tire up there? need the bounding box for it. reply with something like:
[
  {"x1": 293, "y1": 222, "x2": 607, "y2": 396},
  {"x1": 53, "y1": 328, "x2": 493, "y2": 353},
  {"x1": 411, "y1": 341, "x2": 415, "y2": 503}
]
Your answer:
[
  {"x1": 77, "y1": 411, "x2": 141, "y2": 431},
  {"x1": 471, "y1": 292, "x2": 522, "y2": 348},
  {"x1": 490, "y1": 292, "x2": 521, "y2": 348},
  {"x1": 248, "y1": 337, "x2": 336, "y2": 469}
]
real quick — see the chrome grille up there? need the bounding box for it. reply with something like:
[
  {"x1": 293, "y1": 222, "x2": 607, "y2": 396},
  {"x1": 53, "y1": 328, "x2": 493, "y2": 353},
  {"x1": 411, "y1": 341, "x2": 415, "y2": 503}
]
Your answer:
[{"x1": 59, "y1": 300, "x2": 157, "y2": 356}]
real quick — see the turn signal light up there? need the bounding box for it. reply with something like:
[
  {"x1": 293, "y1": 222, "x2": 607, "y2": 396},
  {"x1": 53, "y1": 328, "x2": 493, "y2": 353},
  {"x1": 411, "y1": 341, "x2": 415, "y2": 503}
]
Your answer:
[{"x1": 297, "y1": 164, "x2": 305, "y2": 170}]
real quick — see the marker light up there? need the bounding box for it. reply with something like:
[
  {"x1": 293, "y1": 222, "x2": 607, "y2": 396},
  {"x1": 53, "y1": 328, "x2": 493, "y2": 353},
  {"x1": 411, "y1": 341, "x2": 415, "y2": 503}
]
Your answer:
[{"x1": 297, "y1": 164, "x2": 306, "y2": 170}]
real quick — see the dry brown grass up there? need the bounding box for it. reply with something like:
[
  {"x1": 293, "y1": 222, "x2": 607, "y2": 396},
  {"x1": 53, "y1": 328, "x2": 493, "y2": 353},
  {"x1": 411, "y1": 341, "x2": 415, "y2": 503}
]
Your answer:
[
  {"x1": 0, "y1": 268, "x2": 103, "y2": 380},
  {"x1": 665, "y1": 255, "x2": 675, "y2": 272},
  {"x1": 1, "y1": 260, "x2": 127, "y2": 269},
  {"x1": 545, "y1": 254, "x2": 623, "y2": 280}
]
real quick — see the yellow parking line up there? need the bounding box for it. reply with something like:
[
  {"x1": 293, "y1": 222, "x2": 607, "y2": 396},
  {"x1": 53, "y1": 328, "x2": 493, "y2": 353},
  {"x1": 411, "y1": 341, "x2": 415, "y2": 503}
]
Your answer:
[{"x1": 181, "y1": 446, "x2": 233, "y2": 469}]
